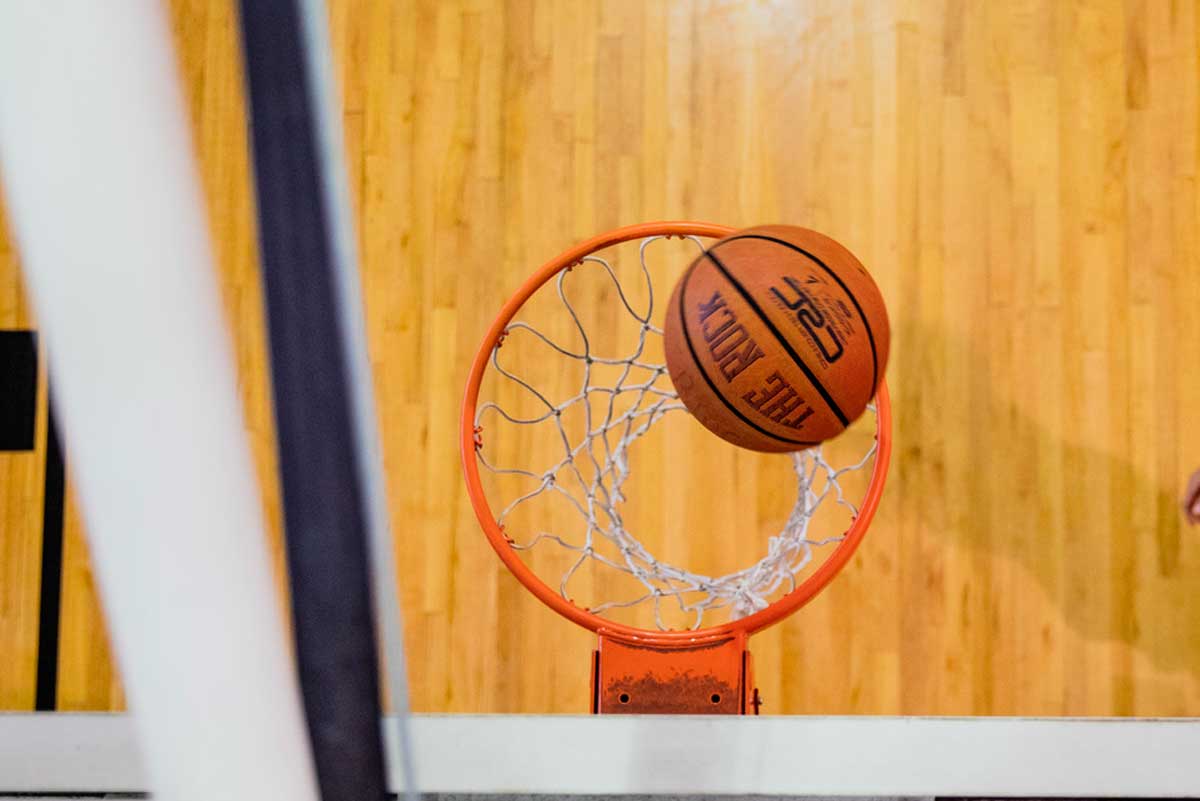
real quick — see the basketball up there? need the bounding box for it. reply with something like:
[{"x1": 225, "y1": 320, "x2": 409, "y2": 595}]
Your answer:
[{"x1": 663, "y1": 225, "x2": 890, "y2": 452}]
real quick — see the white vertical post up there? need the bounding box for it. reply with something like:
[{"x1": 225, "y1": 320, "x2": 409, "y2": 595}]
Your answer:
[{"x1": 0, "y1": 4, "x2": 320, "y2": 801}]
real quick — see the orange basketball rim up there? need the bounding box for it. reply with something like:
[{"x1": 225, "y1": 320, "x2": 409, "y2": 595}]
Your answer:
[{"x1": 460, "y1": 221, "x2": 892, "y2": 714}]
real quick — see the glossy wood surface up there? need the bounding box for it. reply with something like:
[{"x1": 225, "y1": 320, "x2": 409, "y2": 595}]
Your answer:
[{"x1": 0, "y1": 0, "x2": 1197, "y2": 715}]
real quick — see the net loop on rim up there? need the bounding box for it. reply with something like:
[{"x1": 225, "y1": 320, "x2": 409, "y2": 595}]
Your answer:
[{"x1": 471, "y1": 231, "x2": 881, "y2": 631}]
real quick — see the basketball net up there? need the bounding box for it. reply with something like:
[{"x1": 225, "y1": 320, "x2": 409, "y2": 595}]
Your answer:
[{"x1": 471, "y1": 234, "x2": 879, "y2": 631}]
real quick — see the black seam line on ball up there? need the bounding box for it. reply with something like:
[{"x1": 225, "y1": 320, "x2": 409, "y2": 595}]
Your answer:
[
  {"x1": 677, "y1": 261, "x2": 817, "y2": 447},
  {"x1": 715, "y1": 233, "x2": 881, "y2": 400},
  {"x1": 703, "y1": 248, "x2": 850, "y2": 427}
]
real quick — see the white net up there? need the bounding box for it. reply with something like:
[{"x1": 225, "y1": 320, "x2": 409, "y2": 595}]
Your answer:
[{"x1": 472, "y1": 235, "x2": 879, "y2": 631}]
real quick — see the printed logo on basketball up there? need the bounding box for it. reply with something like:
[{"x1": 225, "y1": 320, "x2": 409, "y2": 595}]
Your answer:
[
  {"x1": 769, "y1": 275, "x2": 846, "y2": 367},
  {"x1": 742, "y1": 371, "x2": 815, "y2": 430},
  {"x1": 696, "y1": 290, "x2": 765, "y2": 382}
]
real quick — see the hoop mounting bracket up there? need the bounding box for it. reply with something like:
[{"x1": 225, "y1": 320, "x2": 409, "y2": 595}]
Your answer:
[{"x1": 590, "y1": 631, "x2": 758, "y2": 714}]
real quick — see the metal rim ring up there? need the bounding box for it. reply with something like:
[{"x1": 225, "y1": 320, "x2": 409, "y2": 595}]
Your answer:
[{"x1": 460, "y1": 221, "x2": 892, "y2": 647}]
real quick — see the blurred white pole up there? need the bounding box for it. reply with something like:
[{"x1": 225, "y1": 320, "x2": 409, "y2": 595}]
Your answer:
[{"x1": 0, "y1": 4, "x2": 320, "y2": 801}]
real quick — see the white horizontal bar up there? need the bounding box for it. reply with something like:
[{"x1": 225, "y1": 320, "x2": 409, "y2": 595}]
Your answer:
[{"x1": 1, "y1": 713, "x2": 1198, "y2": 796}]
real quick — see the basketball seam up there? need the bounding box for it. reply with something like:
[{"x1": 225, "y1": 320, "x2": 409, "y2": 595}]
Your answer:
[
  {"x1": 715, "y1": 233, "x2": 882, "y2": 400},
  {"x1": 676, "y1": 262, "x2": 818, "y2": 448},
  {"x1": 702, "y1": 250, "x2": 851, "y2": 427}
]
